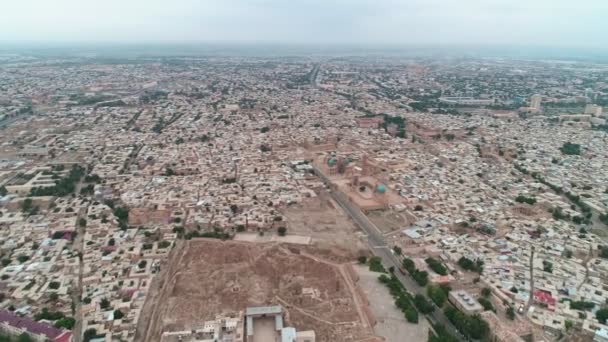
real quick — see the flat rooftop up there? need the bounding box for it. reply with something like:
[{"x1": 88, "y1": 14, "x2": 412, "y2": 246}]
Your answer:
[{"x1": 245, "y1": 305, "x2": 282, "y2": 316}]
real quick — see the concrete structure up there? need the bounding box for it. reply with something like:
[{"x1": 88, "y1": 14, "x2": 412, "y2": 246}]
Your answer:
[
  {"x1": 585, "y1": 104, "x2": 603, "y2": 116},
  {"x1": 161, "y1": 312, "x2": 244, "y2": 342},
  {"x1": 559, "y1": 114, "x2": 592, "y2": 124},
  {"x1": 4, "y1": 171, "x2": 57, "y2": 195},
  {"x1": 439, "y1": 97, "x2": 494, "y2": 106},
  {"x1": 530, "y1": 94, "x2": 542, "y2": 110},
  {"x1": 245, "y1": 306, "x2": 315, "y2": 342},
  {"x1": 448, "y1": 290, "x2": 483, "y2": 315},
  {"x1": 595, "y1": 328, "x2": 608, "y2": 342},
  {"x1": 245, "y1": 305, "x2": 283, "y2": 340}
]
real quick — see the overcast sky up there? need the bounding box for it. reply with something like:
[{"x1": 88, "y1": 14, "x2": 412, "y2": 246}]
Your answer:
[{"x1": 0, "y1": 0, "x2": 606, "y2": 48}]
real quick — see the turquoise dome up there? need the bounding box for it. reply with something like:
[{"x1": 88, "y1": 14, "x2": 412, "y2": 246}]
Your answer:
[
  {"x1": 376, "y1": 184, "x2": 386, "y2": 194},
  {"x1": 327, "y1": 158, "x2": 336, "y2": 167}
]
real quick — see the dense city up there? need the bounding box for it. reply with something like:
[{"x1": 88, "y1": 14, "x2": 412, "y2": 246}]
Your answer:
[{"x1": 0, "y1": 52, "x2": 608, "y2": 342}]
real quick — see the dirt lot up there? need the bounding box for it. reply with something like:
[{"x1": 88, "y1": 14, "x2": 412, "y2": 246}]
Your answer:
[
  {"x1": 142, "y1": 239, "x2": 378, "y2": 342},
  {"x1": 354, "y1": 265, "x2": 430, "y2": 342},
  {"x1": 282, "y1": 189, "x2": 368, "y2": 254},
  {"x1": 367, "y1": 209, "x2": 410, "y2": 234}
]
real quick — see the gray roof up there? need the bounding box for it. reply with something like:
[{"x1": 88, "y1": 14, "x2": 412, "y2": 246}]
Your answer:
[{"x1": 245, "y1": 305, "x2": 282, "y2": 316}]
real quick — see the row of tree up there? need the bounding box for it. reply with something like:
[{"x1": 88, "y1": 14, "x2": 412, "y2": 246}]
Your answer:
[
  {"x1": 444, "y1": 306, "x2": 489, "y2": 340},
  {"x1": 29, "y1": 165, "x2": 86, "y2": 197},
  {"x1": 402, "y1": 257, "x2": 429, "y2": 286},
  {"x1": 378, "y1": 274, "x2": 419, "y2": 323},
  {"x1": 425, "y1": 257, "x2": 448, "y2": 275},
  {"x1": 457, "y1": 256, "x2": 484, "y2": 274}
]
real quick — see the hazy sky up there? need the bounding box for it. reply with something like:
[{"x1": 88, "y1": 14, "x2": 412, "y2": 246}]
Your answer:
[{"x1": 0, "y1": 0, "x2": 606, "y2": 47}]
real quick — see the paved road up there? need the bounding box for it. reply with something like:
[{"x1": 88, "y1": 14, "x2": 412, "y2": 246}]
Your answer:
[
  {"x1": 524, "y1": 247, "x2": 535, "y2": 314},
  {"x1": 309, "y1": 64, "x2": 321, "y2": 87},
  {"x1": 0, "y1": 113, "x2": 31, "y2": 129},
  {"x1": 121, "y1": 144, "x2": 143, "y2": 174},
  {"x1": 71, "y1": 201, "x2": 88, "y2": 342},
  {"x1": 313, "y1": 166, "x2": 464, "y2": 340}
]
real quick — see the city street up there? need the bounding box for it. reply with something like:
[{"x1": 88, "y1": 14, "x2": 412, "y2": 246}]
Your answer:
[{"x1": 313, "y1": 166, "x2": 464, "y2": 341}]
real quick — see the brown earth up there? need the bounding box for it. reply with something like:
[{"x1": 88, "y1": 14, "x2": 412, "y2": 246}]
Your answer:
[
  {"x1": 140, "y1": 238, "x2": 378, "y2": 342},
  {"x1": 281, "y1": 189, "x2": 368, "y2": 254}
]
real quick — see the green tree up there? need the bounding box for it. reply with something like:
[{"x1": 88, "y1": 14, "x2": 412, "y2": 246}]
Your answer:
[
  {"x1": 427, "y1": 285, "x2": 449, "y2": 307},
  {"x1": 113, "y1": 309, "x2": 124, "y2": 320},
  {"x1": 369, "y1": 256, "x2": 386, "y2": 273},
  {"x1": 458, "y1": 256, "x2": 483, "y2": 273},
  {"x1": 428, "y1": 324, "x2": 459, "y2": 342},
  {"x1": 54, "y1": 317, "x2": 76, "y2": 329},
  {"x1": 515, "y1": 194, "x2": 537, "y2": 205},
  {"x1": 481, "y1": 287, "x2": 491, "y2": 297},
  {"x1": 599, "y1": 245, "x2": 608, "y2": 259},
  {"x1": 425, "y1": 257, "x2": 448, "y2": 275},
  {"x1": 543, "y1": 260, "x2": 553, "y2": 273},
  {"x1": 83, "y1": 328, "x2": 97, "y2": 342},
  {"x1": 100, "y1": 298, "x2": 111, "y2": 310},
  {"x1": 570, "y1": 301, "x2": 595, "y2": 311},
  {"x1": 405, "y1": 308, "x2": 418, "y2": 323},
  {"x1": 277, "y1": 226, "x2": 287, "y2": 236},
  {"x1": 444, "y1": 307, "x2": 489, "y2": 340},
  {"x1": 597, "y1": 309, "x2": 608, "y2": 324},
  {"x1": 600, "y1": 213, "x2": 608, "y2": 226},
  {"x1": 357, "y1": 256, "x2": 367, "y2": 264},
  {"x1": 17, "y1": 255, "x2": 29, "y2": 263},
  {"x1": 560, "y1": 142, "x2": 581, "y2": 155},
  {"x1": 478, "y1": 297, "x2": 495, "y2": 312},
  {"x1": 0, "y1": 186, "x2": 7, "y2": 196},
  {"x1": 506, "y1": 306, "x2": 515, "y2": 320},
  {"x1": 17, "y1": 333, "x2": 34, "y2": 342},
  {"x1": 414, "y1": 294, "x2": 434, "y2": 314},
  {"x1": 412, "y1": 270, "x2": 429, "y2": 286},
  {"x1": 21, "y1": 198, "x2": 33, "y2": 213},
  {"x1": 113, "y1": 207, "x2": 129, "y2": 222}
]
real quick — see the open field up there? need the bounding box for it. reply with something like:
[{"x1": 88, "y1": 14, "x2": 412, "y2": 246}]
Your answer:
[
  {"x1": 367, "y1": 209, "x2": 410, "y2": 234},
  {"x1": 354, "y1": 265, "x2": 430, "y2": 342},
  {"x1": 282, "y1": 189, "x2": 368, "y2": 254},
  {"x1": 141, "y1": 239, "x2": 379, "y2": 342}
]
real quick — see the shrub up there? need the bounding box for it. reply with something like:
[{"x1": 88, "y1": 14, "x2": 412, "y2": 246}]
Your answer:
[{"x1": 425, "y1": 257, "x2": 448, "y2": 275}]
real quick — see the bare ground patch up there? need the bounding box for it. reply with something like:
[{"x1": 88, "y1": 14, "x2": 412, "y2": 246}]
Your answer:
[{"x1": 141, "y1": 239, "x2": 378, "y2": 342}]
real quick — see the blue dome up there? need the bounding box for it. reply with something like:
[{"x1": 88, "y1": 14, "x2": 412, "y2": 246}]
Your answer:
[{"x1": 376, "y1": 184, "x2": 386, "y2": 194}]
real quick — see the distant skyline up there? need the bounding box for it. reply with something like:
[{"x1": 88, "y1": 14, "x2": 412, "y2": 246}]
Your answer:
[{"x1": 0, "y1": 0, "x2": 606, "y2": 49}]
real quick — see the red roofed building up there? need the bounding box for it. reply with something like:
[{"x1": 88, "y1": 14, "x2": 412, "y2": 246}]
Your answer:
[
  {"x1": 355, "y1": 116, "x2": 383, "y2": 129},
  {"x1": 0, "y1": 310, "x2": 72, "y2": 342},
  {"x1": 533, "y1": 290, "x2": 556, "y2": 311}
]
